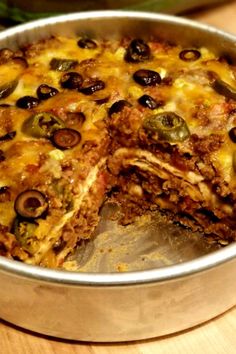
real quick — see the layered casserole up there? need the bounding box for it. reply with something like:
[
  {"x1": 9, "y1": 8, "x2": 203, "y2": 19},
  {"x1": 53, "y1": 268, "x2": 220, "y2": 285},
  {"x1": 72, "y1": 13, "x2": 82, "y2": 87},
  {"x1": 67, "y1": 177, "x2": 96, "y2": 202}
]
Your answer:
[{"x1": 0, "y1": 34, "x2": 236, "y2": 267}]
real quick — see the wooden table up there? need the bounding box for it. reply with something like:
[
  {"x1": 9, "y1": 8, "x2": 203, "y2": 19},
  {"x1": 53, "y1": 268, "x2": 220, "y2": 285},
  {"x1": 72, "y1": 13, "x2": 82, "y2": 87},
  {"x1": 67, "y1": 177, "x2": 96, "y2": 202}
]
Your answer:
[{"x1": 1, "y1": 1, "x2": 236, "y2": 353}]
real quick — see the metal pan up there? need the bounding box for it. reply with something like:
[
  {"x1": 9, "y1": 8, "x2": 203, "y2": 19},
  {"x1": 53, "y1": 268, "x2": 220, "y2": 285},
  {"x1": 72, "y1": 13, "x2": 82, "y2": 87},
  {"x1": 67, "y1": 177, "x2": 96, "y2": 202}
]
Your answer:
[
  {"x1": 0, "y1": 11, "x2": 236, "y2": 342},
  {"x1": 2, "y1": 1, "x2": 230, "y2": 22}
]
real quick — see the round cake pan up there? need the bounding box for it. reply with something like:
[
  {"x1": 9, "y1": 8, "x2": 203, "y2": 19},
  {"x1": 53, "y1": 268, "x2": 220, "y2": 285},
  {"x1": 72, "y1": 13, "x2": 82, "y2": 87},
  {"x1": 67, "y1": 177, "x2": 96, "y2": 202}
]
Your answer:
[{"x1": 0, "y1": 11, "x2": 236, "y2": 342}]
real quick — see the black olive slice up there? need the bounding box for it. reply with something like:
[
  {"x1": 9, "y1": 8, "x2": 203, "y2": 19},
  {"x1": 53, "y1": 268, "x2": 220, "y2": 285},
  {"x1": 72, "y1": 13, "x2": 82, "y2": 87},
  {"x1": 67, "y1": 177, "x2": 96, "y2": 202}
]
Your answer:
[
  {"x1": 138, "y1": 95, "x2": 160, "y2": 110},
  {"x1": 51, "y1": 128, "x2": 81, "y2": 149},
  {"x1": 0, "y1": 131, "x2": 16, "y2": 141},
  {"x1": 79, "y1": 79, "x2": 105, "y2": 95},
  {"x1": 133, "y1": 69, "x2": 161, "y2": 86},
  {"x1": 125, "y1": 39, "x2": 151, "y2": 63},
  {"x1": 37, "y1": 84, "x2": 59, "y2": 100},
  {"x1": 229, "y1": 127, "x2": 236, "y2": 143},
  {"x1": 16, "y1": 96, "x2": 40, "y2": 109},
  {"x1": 0, "y1": 186, "x2": 9, "y2": 193},
  {"x1": 50, "y1": 58, "x2": 78, "y2": 72},
  {"x1": 77, "y1": 38, "x2": 97, "y2": 49},
  {"x1": 212, "y1": 76, "x2": 236, "y2": 101},
  {"x1": 0, "y1": 79, "x2": 18, "y2": 99},
  {"x1": 14, "y1": 190, "x2": 48, "y2": 219},
  {"x1": 12, "y1": 57, "x2": 28, "y2": 68},
  {"x1": 179, "y1": 49, "x2": 201, "y2": 62},
  {"x1": 0, "y1": 186, "x2": 10, "y2": 202},
  {"x1": 94, "y1": 96, "x2": 110, "y2": 105},
  {"x1": 52, "y1": 238, "x2": 67, "y2": 254},
  {"x1": 108, "y1": 100, "x2": 131, "y2": 117},
  {"x1": 0, "y1": 103, "x2": 11, "y2": 108},
  {"x1": 60, "y1": 72, "x2": 83, "y2": 90}
]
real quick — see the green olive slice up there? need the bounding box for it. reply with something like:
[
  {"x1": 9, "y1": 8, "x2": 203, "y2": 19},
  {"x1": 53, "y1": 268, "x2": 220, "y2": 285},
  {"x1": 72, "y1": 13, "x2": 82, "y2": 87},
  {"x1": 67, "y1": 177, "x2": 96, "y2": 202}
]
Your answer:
[
  {"x1": 212, "y1": 76, "x2": 236, "y2": 100},
  {"x1": 49, "y1": 58, "x2": 78, "y2": 72},
  {"x1": 22, "y1": 112, "x2": 65, "y2": 138},
  {"x1": 0, "y1": 79, "x2": 18, "y2": 99},
  {"x1": 14, "y1": 189, "x2": 48, "y2": 219},
  {"x1": 13, "y1": 217, "x2": 38, "y2": 254},
  {"x1": 143, "y1": 112, "x2": 190, "y2": 142}
]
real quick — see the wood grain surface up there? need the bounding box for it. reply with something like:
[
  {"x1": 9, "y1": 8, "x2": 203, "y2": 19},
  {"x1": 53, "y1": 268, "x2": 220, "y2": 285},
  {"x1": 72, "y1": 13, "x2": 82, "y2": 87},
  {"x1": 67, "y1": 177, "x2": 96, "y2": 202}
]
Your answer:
[{"x1": 1, "y1": 1, "x2": 236, "y2": 353}]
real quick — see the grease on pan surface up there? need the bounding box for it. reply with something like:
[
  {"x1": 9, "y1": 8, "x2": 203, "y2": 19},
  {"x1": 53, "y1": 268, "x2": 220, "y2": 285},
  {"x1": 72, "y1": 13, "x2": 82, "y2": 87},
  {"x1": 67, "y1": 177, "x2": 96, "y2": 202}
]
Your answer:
[{"x1": 65, "y1": 204, "x2": 220, "y2": 272}]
